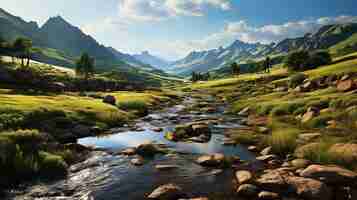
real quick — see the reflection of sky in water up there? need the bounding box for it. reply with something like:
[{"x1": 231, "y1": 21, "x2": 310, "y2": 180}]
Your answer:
[{"x1": 79, "y1": 127, "x2": 256, "y2": 161}]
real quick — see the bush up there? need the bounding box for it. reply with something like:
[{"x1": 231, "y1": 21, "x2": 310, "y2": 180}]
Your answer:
[
  {"x1": 285, "y1": 50, "x2": 310, "y2": 71},
  {"x1": 289, "y1": 73, "x2": 307, "y2": 88},
  {"x1": 38, "y1": 151, "x2": 67, "y2": 177},
  {"x1": 285, "y1": 50, "x2": 331, "y2": 71},
  {"x1": 0, "y1": 109, "x2": 25, "y2": 130},
  {"x1": 118, "y1": 101, "x2": 148, "y2": 116}
]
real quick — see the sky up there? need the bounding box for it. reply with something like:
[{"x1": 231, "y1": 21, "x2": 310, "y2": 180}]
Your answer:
[{"x1": 2, "y1": 0, "x2": 357, "y2": 60}]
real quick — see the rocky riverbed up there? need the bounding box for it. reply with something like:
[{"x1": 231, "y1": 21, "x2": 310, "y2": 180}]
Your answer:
[{"x1": 5, "y1": 92, "x2": 357, "y2": 200}]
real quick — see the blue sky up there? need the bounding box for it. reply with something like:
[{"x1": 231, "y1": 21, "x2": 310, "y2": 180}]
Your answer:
[{"x1": 2, "y1": 0, "x2": 357, "y2": 60}]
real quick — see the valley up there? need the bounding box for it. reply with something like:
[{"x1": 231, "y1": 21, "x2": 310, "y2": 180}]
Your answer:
[{"x1": 1, "y1": 4, "x2": 357, "y2": 200}]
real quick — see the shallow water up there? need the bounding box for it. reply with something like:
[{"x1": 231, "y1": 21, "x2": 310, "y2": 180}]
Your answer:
[{"x1": 9, "y1": 95, "x2": 259, "y2": 200}]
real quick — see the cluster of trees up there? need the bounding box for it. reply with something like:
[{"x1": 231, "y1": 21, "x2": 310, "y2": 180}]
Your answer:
[
  {"x1": 231, "y1": 62, "x2": 240, "y2": 76},
  {"x1": 191, "y1": 71, "x2": 211, "y2": 82},
  {"x1": 230, "y1": 57, "x2": 272, "y2": 76},
  {"x1": 75, "y1": 53, "x2": 95, "y2": 80},
  {"x1": 0, "y1": 36, "x2": 34, "y2": 67},
  {"x1": 284, "y1": 50, "x2": 332, "y2": 71}
]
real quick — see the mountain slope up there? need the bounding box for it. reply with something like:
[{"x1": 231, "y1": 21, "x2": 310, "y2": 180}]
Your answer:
[
  {"x1": 169, "y1": 40, "x2": 271, "y2": 76},
  {"x1": 133, "y1": 51, "x2": 170, "y2": 70}
]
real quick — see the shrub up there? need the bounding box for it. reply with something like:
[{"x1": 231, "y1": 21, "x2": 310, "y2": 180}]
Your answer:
[
  {"x1": 289, "y1": 73, "x2": 307, "y2": 88},
  {"x1": 0, "y1": 109, "x2": 25, "y2": 130},
  {"x1": 285, "y1": 50, "x2": 310, "y2": 71},
  {"x1": 38, "y1": 151, "x2": 67, "y2": 177},
  {"x1": 118, "y1": 101, "x2": 148, "y2": 116},
  {"x1": 305, "y1": 51, "x2": 332, "y2": 69}
]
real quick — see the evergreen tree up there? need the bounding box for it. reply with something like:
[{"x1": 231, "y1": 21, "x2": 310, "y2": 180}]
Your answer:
[
  {"x1": 76, "y1": 53, "x2": 95, "y2": 80},
  {"x1": 13, "y1": 37, "x2": 32, "y2": 66},
  {"x1": 231, "y1": 62, "x2": 240, "y2": 76}
]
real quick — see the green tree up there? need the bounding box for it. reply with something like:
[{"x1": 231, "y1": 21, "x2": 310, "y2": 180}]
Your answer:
[
  {"x1": 76, "y1": 53, "x2": 95, "y2": 80},
  {"x1": 284, "y1": 50, "x2": 310, "y2": 71},
  {"x1": 264, "y1": 56, "x2": 272, "y2": 73},
  {"x1": 305, "y1": 51, "x2": 332, "y2": 69},
  {"x1": 13, "y1": 37, "x2": 32, "y2": 66},
  {"x1": 231, "y1": 62, "x2": 240, "y2": 76}
]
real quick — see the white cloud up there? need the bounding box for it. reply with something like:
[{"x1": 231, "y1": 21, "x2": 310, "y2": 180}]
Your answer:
[
  {"x1": 118, "y1": 0, "x2": 232, "y2": 22},
  {"x1": 172, "y1": 15, "x2": 357, "y2": 57}
]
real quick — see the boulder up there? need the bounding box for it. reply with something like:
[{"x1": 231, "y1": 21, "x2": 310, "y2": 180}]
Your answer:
[
  {"x1": 131, "y1": 156, "x2": 144, "y2": 166},
  {"x1": 239, "y1": 107, "x2": 251, "y2": 116},
  {"x1": 274, "y1": 87, "x2": 288, "y2": 92},
  {"x1": 258, "y1": 127, "x2": 270, "y2": 134},
  {"x1": 285, "y1": 176, "x2": 332, "y2": 200},
  {"x1": 301, "y1": 108, "x2": 319, "y2": 124},
  {"x1": 136, "y1": 143, "x2": 162, "y2": 157},
  {"x1": 294, "y1": 143, "x2": 321, "y2": 158},
  {"x1": 260, "y1": 147, "x2": 273, "y2": 156},
  {"x1": 196, "y1": 153, "x2": 225, "y2": 167},
  {"x1": 235, "y1": 170, "x2": 253, "y2": 184},
  {"x1": 248, "y1": 146, "x2": 259, "y2": 152},
  {"x1": 121, "y1": 148, "x2": 137, "y2": 156},
  {"x1": 337, "y1": 80, "x2": 355, "y2": 92},
  {"x1": 300, "y1": 165, "x2": 357, "y2": 186},
  {"x1": 236, "y1": 184, "x2": 259, "y2": 197},
  {"x1": 256, "y1": 155, "x2": 278, "y2": 162},
  {"x1": 258, "y1": 191, "x2": 279, "y2": 200},
  {"x1": 255, "y1": 170, "x2": 290, "y2": 192},
  {"x1": 148, "y1": 183, "x2": 185, "y2": 200},
  {"x1": 103, "y1": 95, "x2": 116, "y2": 105},
  {"x1": 155, "y1": 165, "x2": 179, "y2": 171}
]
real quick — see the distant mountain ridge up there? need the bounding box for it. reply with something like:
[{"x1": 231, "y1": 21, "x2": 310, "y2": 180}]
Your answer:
[
  {"x1": 0, "y1": 8, "x2": 155, "y2": 72},
  {"x1": 169, "y1": 22, "x2": 357, "y2": 76},
  {"x1": 133, "y1": 51, "x2": 170, "y2": 70}
]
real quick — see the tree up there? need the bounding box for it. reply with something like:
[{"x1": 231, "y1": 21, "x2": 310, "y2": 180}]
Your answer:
[
  {"x1": 231, "y1": 62, "x2": 240, "y2": 76},
  {"x1": 284, "y1": 50, "x2": 310, "y2": 71},
  {"x1": 305, "y1": 51, "x2": 332, "y2": 69},
  {"x1": 13, "y1": 37, "x2": 32, "y2": 66},
  {"x1": 76, "y1": 53, "x2": 95, "y2": 80},
  {"x1": 264, "y1": 56, "x2": 272, "y2": 73}
]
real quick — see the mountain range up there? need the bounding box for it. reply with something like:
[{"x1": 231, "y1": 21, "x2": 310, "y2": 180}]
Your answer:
[
  {"x1": 169, "y1": 23, "x2": 357, "y2": 76},
  {"x1": 0, "y1": 8, "x2": 160, "y2": 72},
  {"x1": 133, "y1": 51, "x2": 170, "y2": 70}
]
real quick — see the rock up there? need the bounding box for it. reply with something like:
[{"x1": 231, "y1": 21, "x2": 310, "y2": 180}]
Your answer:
[
  {"x1": 301, "y1": 111, "x2": 318, "y2": 123},
  {"x1": 258, "y1": 191, "x2": 279, "y2": 200},
  {"x1": 131, "y1": 156, "x2": 144, "y2": 166},
  {"x1": 103, "y1": 95, "x2": 116, "y2": 105},
  {"x1": 191, "y1": 124, "x2": 211, "y2": 135},
  {"x1": 196, "y1": 153, "x2": 225, "y2": 167},
  {"x1": 148, "y1": 183, "x2": 185, "y2": 200},
  {"x1": 151, "y1": 127, "x2": 164, "y2": 132},
  {"x1": 188, "y1": 134, "x2": 210, "y2": 143},
  {"x1": 294, "y1": 86, "x2": 303, "y2": 93},
  {"x1": 248, "y1": 146, "x2": 259, "y2": 152},
  {"x1": 236, "y1": 170, "x2": 253, "y2": 184},
  {"x1": 256, "y1": 155, "x2": 277, "y2": 162},
  {"x1": 290, "y1": 159, "x2": 311, "y2": 169},
  {"x1": 274, "y1": 87, "x2": 288, "y2": 92},
  {"x1": 328, "y1": 143, "x2": 357, "y2": 163},
  {"x1": 121, "y1": 148, "x2": 137, "y2": 156},
  {"x1": 222, "y1": 138, "x2": 237, "y2": 146},
  {"x1": 255, "y1": 170, "x2": 290, "y2": 192},
  {"x1": 341, "y1": 74, "x2": 350, "y2": 81},
  {"x1": 155, "y1": 165, "x2": 179, "y2": 171},
  {"x1": 300, "y1": 165, "x2": 357, "y2": 186},
  {"x1": 260, "y1": 147, "x2": 273, "y2": 156},
  {"x1": 203, "y1": 107, "x2": 216, "y2": 113},
  {"x1": 326, "y1": 120, "x2": 337, "y2": 128},
  {"x1": 64, "y1": 143, "x2": 91, "y2": 153},
  {"x1": 239, "y1": 107, "x2": 251, "y2": 116},
  {"x1": 236, "y1": 184, "x2": 259, "y2": 197},
  {"x1": 285, "y1": 176, "x2": 332, "y2": 200},
  {"x1": 258, "y1": 127, "x2": 270, "y2": 134},
  {"x1": 136, "y1": 143, "x2": 162, "y2": 157},
  {"x1": 337, "y1": 80, "x2": 355, "y2": 92}
]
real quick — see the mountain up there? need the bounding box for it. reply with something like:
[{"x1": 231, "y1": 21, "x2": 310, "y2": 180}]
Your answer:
[
  {"x1": 271, "y1": 23, "x2": 357, "y2": 54},
  {"x1": 170, "y1": 23, "x2": 357, "y2": 76},
  {"x1": 169, "y1": 40, "x2": 271, "y2": 76},
  {"x1": 133, "y1": 51, "x2": 170, "y2": 70}
]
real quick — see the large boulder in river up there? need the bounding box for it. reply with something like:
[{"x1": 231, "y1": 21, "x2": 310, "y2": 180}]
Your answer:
[
  {"x1": 103, "y1": 95, "x2": 116, "y2": 105},
  {"x1": 300, "y1": 164, "x2": 357, "y2": 186},
  {"x1": 148, "y1": 183, "x2": 185, "y2": 200},
  {"x1": 196, "y1": 153, "x2": 229, "y2": 167},
  {"x1": 136, "y1": 143, "x2": 163, "y2": 157}
]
